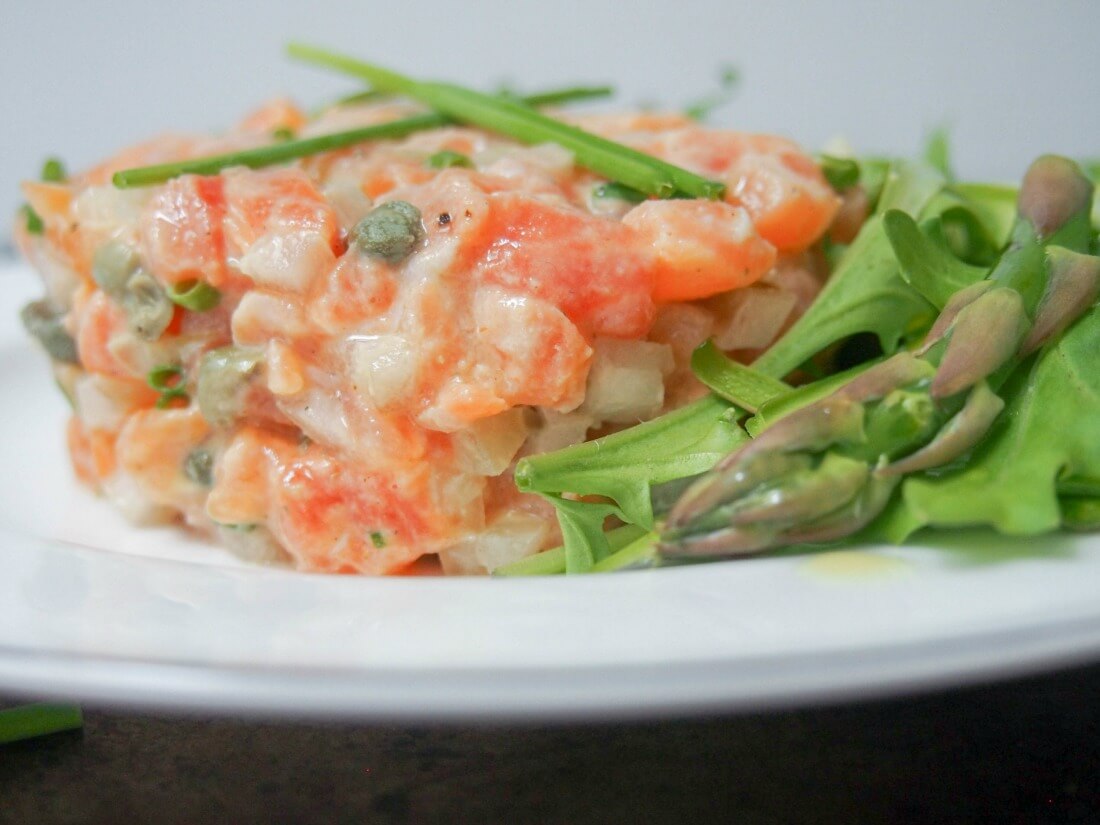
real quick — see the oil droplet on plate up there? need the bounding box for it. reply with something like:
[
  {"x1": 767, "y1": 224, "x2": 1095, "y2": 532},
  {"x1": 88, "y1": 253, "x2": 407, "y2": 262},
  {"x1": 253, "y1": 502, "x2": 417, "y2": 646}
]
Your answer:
[{"x1": 799, "y1": 550, "x2": 911, "y2": 580}]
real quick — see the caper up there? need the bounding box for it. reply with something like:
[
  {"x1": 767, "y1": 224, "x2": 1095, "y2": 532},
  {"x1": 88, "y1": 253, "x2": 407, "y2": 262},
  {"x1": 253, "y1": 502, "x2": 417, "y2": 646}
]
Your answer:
[
  {"x1": 92, "y1": 241, "x2": 141, "y2": 297},
  {"x1": 183, "y1": 449, "x2": 214, "y2": 486},
  {"x1": 20, "y1": 299, "x2": 80, "y2": 364},
  {"x1": 352, "y1": 200, "x2": 425, "y2": 264},
  {"x1": 121, "y1": 270, "x2": 174, "y2": 341},
  {"x1": 197, "y1": 346, "x2": 263, "y2": 426}
]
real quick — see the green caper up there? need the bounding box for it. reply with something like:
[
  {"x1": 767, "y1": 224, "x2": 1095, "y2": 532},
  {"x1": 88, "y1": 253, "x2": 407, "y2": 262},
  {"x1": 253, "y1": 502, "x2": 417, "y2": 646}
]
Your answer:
[
  {"x1": 197, "y1": 346, "x2": 263, "y2": 426},
  {"x1": 183, "y1": 449, "x2": 214, "y2": 486},
  {"x1": 352, "y1": 200, "x2": 425, "y2": 264},
  {"x1": 92, "y1": 241, "x2": 141, "y2": 297},
  {"x1": 121, "y1": 270, "x2": 174, "y2": 341},
  {"x1": 20, "y1": 299, "x2": 80, "y2": 364}
]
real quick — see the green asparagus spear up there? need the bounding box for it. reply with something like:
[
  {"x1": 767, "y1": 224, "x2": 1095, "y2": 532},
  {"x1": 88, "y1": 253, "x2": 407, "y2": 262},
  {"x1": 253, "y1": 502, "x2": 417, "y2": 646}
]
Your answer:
[{"x1": 662, "y1": 156, "x2": 1099, "y2": 557}]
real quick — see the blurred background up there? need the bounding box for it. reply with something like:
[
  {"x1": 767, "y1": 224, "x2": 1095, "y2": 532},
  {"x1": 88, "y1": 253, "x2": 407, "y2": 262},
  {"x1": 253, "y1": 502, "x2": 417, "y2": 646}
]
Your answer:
[{"x1": 2, "y1": 0, "x2": 1097, "y2": 239}]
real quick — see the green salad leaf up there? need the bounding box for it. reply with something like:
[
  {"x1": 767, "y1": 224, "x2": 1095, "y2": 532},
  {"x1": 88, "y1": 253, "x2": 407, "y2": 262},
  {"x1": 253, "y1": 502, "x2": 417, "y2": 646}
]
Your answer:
[
  {"x1": 515, "y1": 395, "x2": 746, "y2": 571},
  {"x1": 874, "y1": 302, "x2": 1100, "y2": 539},
  {"x1": 883, "y1": 210, "x2": 988, "y2": 309}
]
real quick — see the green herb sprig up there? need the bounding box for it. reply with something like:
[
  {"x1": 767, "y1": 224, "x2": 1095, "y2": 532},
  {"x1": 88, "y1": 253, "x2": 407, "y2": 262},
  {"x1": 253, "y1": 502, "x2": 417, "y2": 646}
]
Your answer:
[
  {"x1": 113, "y1": 86, "x2": 612, "y2": 188},
  {"x1": 286, "y1": 43, "x2": 725, "y2": 200}
]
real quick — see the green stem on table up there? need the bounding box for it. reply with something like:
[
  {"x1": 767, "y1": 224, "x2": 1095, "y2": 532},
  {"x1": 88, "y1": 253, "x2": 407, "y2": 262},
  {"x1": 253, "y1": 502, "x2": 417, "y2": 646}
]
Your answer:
[{"x1": 0, "y1": 703, "x2": 83, "y2": 745}]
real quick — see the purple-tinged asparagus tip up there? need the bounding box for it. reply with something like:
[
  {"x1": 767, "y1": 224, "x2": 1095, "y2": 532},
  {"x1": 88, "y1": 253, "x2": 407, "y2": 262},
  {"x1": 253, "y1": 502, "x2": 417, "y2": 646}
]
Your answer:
[
  {"x1": 879, "y1": 382, "x2": 1004, "y2": 476},
  {"x1": 1019, "y1": 247, "x2": 1100, "y2": 357},
  {"x1": 930, "y1": 287, "x2": 1029, "y2": 400},
  {"x1": 916, "y1": 280, "x2": 994, "y2": 356},
  {"x1": 1017, "y1": 155, "x2": 1094, "y2": 240}
]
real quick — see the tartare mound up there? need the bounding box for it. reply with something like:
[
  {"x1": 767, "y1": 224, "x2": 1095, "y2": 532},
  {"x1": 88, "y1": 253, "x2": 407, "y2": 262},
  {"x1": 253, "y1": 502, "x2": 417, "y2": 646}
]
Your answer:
[{"x1": 18, "y1": 98, "x2": 846, "y2": 574}]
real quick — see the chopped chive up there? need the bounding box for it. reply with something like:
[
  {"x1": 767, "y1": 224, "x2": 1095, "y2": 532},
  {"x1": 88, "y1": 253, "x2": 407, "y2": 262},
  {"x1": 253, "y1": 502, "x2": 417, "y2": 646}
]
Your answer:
[
  {"x1": 167, "y1": 279, "x2": 221, "y2": 311},
  {"x1": 272, "y1": 126, "x2": 296, "y2": 142},
  {"x1": 114, "y1": 86, "x2": 617, "y2": 188},
  {"x1": 818, "y1": 155, "x2": 861, "y2": 191},
  {"x1": 22, "y1": 204, "x2": 44, "y2": 235},
  {"x1": 40, "y1": 157, "x2": 67, "y2": 183},
  {"x1": 0, "y1": 703, "x2": 83, "y2": 745},
  {"x1": 427, "y1": 149, "x2": 472, "y2": 169},
  {"x1": 370, "y1": 531, "x2": 386, "y2": 548},
  {"x1": 286, "y1": 44, "x2": 725, "y2": 200},
  {"x1": 147, "y1": 364, "x2": 188, "y2": 408},
  {"x1": 21, "y1": 157, "x2": 67, "y2": 234},
  {"x1": 592, "y1": 182, "x2": 647, "y2": 204}
]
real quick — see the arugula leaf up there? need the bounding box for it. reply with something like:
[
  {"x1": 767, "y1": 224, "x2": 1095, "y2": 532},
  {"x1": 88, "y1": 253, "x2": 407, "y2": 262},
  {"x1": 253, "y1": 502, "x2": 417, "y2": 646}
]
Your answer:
[
  {"x1": 542, "y1": 497, "x2": 624, "y2": 573},
  {"x1": 690, "y1": 341, "x2": 790, "y2": 412},
  {"x1": 1080, "y1": 159, "x2": 1100, "y2": 229},
  {"x1": 1061, "y1": 497, "x2": 1100, "y2": 531},
  {"x1": 923, "y1": 126, "x2": 954, "y2": 181},
  {"x1": 858, "y1": 157, "x2": 892, "y2": 211},
  {"x1": 818, "y1": 155, "x2": 860, "y2": 191},
  {"x1": 516, "y1": 395, "x2": 745, "y2": 531},
  {"x1": 494, "y1": 523, "x2": 648, "y2": 576},
  {"x1": 883, "y1": 210, "x2": 988, "y2": 309},
  {"x1": 878, "y1": 303, "x2": 1100, "y2": 539},
  {"x1": 751, "y1": 211, "x2": 937, "y2": 379},
  {"x1": 946, "y1": 182, "x2": 1019, "y2": 249}
]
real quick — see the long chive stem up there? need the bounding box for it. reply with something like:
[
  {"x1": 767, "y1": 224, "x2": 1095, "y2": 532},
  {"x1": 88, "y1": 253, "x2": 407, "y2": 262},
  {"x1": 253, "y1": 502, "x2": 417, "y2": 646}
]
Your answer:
[
  {"x1": 0, "y1": 703, "x2": 83, "y2": 744},
  {"x1": 511, "y1": 85, "x2": 614, "y2": 108},
  {"x1": 286, "y1": 44, "x2": 725, "y2": 200},
  {"x1": 114, "y1": 114, "x2": 443, "y2": 187},
  {"x1": 114, "y1": 85, "x2": 614, "y2": 189}
]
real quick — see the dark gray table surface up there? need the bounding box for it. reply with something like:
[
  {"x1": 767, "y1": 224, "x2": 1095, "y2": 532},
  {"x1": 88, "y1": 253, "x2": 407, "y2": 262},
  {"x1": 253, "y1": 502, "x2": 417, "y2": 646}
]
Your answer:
[{"x1": 2, "y1": 662, "x2": 1099, "y2": 825}]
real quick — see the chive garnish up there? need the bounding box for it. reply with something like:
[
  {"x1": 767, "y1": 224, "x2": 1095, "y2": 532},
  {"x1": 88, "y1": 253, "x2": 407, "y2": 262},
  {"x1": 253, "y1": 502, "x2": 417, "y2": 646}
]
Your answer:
[
  {"x1": 167, "y1": 279, "x2": 221, "y2": 312},
  {"x1": 40, "y1": 157, "x2": 67, "y2": 183},
  {"x1": 514, "y1": 85, "x2": 613, "y2": 108},
  {"x1": 370, "y1": 531, "x2": 386, "y2": 548},
  {"x1": 0, "y1": 703, "x2": 83, "y2": 745},
  {"x1": 427, "y1": 149, "x2": 472, "y2": 169},
  {"x1": 286, "y1": 43, "x2": 726, "y2": 200},
  {"x1": 21, "y1": 156, "x2": 68, "y2": 234},
  {"x1": 114, "y1": 114, "x2": 442, "y2": 187},
  {"x1": 148, "y1": 364, "x2": 189, "y2": 409},
  {"x1": 592, "y1": 182, "x2": 647, "y2": 204},
  {"x1": 331, "y1": 88, "x2": 390, "y2": 107},
  {"x1": 113, "y1": 86, "x2": 611, "y2": 188},
  {"x1": 272, "y1": 126, "x2": 296, "y2": 142}
]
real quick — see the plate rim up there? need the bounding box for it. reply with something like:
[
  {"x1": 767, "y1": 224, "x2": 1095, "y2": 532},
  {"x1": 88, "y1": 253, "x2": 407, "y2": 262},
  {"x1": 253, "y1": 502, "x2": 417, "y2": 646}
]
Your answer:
[{"x1": 4, "y1": 598, "x2": 1100, "y2": 720}]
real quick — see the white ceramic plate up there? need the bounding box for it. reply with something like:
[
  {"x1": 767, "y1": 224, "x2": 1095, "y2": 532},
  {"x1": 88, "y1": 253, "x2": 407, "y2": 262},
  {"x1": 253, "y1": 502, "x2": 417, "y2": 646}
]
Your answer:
[{"x1": 1, "y1": 261, "x2": 1099, "y2": 720}]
